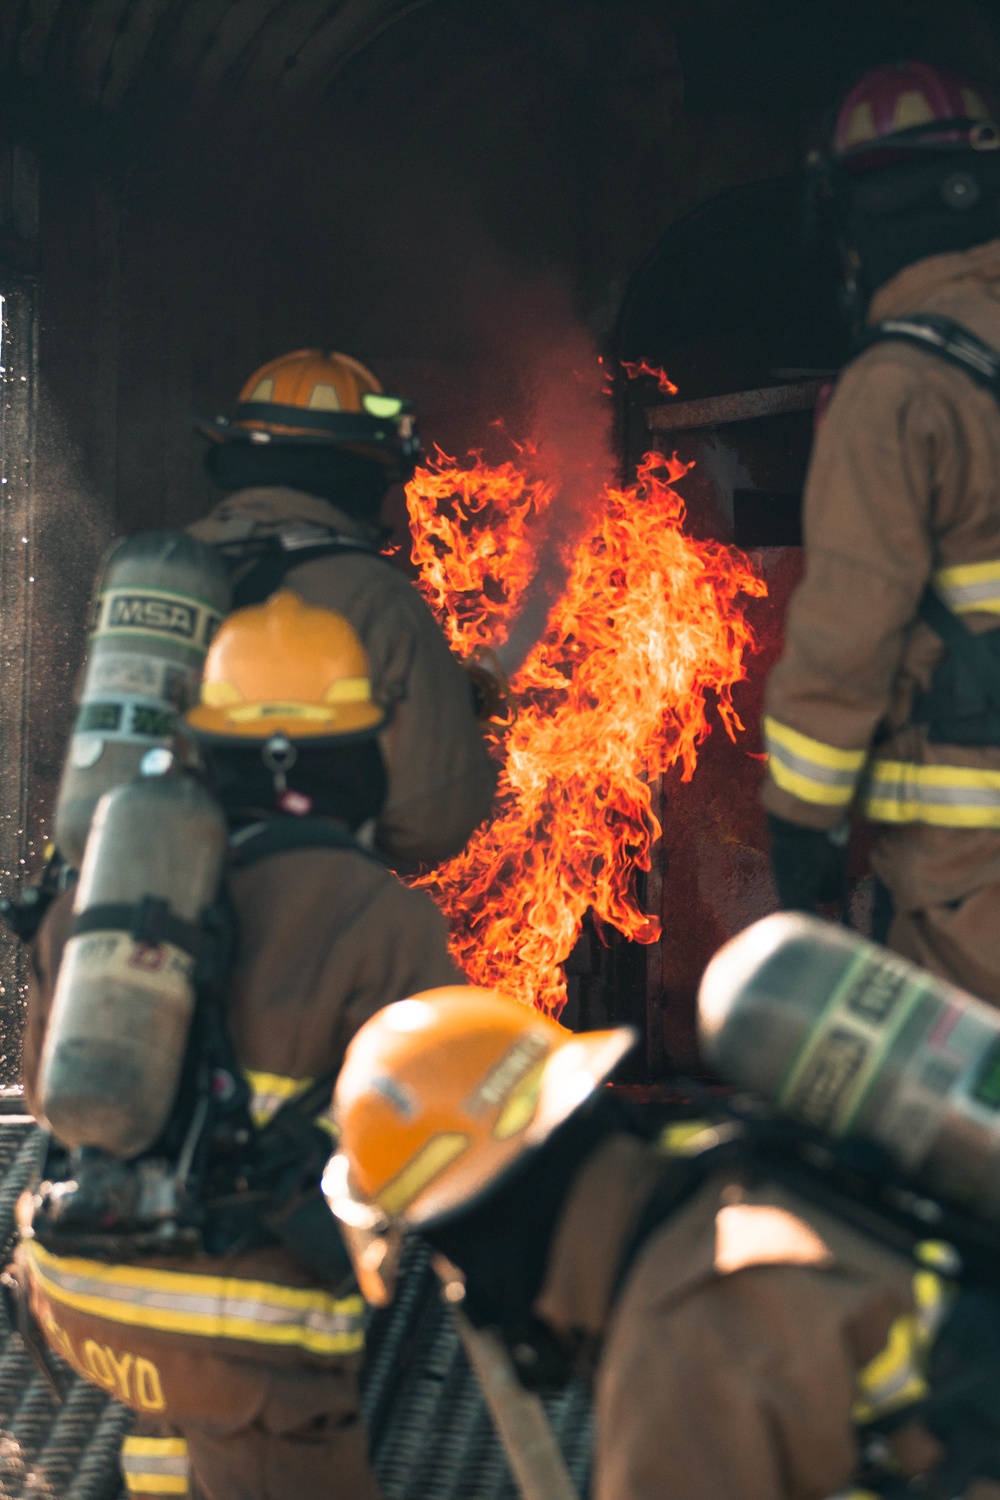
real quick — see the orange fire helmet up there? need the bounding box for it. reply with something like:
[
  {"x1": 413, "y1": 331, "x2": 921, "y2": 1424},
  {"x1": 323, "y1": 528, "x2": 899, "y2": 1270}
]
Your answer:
[
  {"x1": 322, "y1": 987, "x2": 636, "y2": 1231},
  {"x1": 198, "y1": 349, "x2": 421, "y2": 480},
  {"x1": 185, "y1": 591, "x2": 387, "y2": 741}
]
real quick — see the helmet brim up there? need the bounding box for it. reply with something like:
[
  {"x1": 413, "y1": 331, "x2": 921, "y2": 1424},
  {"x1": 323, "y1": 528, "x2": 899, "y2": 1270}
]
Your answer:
[{"x1": 185, "y1": 699, "x2": 388, "y2": 740}]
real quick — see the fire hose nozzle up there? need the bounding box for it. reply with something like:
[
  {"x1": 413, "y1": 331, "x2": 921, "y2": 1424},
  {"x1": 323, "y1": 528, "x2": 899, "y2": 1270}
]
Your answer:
[{"x1": 465, "y1": 648, "x2": 516, "y2": 728}]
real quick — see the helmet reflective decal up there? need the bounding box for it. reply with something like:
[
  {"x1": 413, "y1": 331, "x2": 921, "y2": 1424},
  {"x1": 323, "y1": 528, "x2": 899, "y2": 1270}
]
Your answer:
[
  {"x1": 308, "y1": 383, "x2": 342, "y2": 411},
  {"x1": 492, "y1": 1060, "x2": 546, "y2": 1140},
  {"x1": 463, "y1": 1031, "x2": 551, "y2": 1117},
  {"x1": 892, "y1": 91, "x2": 935, "y2": 132},
  {"x1": 377, "y1": 1133, "x2": 470, "y2": 1217}
]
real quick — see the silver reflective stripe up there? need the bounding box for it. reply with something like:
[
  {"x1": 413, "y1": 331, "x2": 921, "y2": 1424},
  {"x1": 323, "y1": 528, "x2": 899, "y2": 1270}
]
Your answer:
[
  {"x1": 122, "y1": 1456, "x2": 189, "y2": 1478},
  {"x1": 877, "y1": 781, "x2": 1000, "y2": 807},
  {"x1": 27, "y1": 1242, "x2": 364, "y2": 1355},
  {"x1": 766, "y1": 737, "x2": 860, "y2": 790},
  {"x1": 40, "y1": 1256, "x2": 359, "y2": 1334},
  {"x1": 937, "y1": 575, "x2": 1000, "y2": 612}
]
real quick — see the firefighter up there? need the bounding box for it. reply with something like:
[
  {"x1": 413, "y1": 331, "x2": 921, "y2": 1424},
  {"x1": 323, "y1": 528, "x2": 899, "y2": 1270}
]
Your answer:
[
  {"x1": 191, "y1": 349, "x2": 496, "y2": 868},
  {"x1": 19, "y1": 593, "x2": 462, "y2": 1500},
  {"x1": 761, "y1": 62, "x2": 1000, "y2": 1001},
  {"x1": 323, "y1": 988, "x2": 1000, "y2": 1500}
]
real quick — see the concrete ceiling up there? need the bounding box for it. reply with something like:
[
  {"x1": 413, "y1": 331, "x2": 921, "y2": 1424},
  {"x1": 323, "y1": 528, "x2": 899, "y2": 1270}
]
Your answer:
[{"x1": 3, "y1": 0, "x2": 430, "y2": 116}]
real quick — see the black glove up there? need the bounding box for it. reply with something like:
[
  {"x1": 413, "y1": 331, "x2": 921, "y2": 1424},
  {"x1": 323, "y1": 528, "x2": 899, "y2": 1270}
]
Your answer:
[{"x1": 768, "y1": 814, "x2": 848, "y2": 913}]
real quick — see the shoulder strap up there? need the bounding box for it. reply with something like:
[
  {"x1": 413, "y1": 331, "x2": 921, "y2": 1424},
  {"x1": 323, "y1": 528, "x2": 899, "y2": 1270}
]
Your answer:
[
  {"x1": 228, "y1": 815, "x2": 383, "y2": 869},
  {"x1": 853, "y1": 313, "x2": 1000, "y2": 399},
  {"x1": 222, "y1": 531, "x2": 382, "y2": 609}
]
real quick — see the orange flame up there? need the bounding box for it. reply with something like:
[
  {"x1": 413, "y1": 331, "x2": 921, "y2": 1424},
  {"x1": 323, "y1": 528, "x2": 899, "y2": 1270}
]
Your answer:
[
  {"x1": 406, "y1": 446, "x2": 554, "y2": 655},
  {"x1": 407, "y1": 448, "x2": 766, "y2": 1015},
  {"x1": 621, "y1": 359, "x2": 679, "y2": 396}
]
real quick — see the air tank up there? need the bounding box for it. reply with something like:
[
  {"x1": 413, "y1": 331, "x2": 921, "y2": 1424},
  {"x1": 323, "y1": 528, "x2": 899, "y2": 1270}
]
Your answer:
[
  {"x1": 38, "y1": 773, "x2": 228, "y2": 1159},
  {"x1": 54, "y1": 532, "x2": 231, "y2": 869},
  {"x1": 698, "y1": 912, "x2": 1000, "y2": 1222}
]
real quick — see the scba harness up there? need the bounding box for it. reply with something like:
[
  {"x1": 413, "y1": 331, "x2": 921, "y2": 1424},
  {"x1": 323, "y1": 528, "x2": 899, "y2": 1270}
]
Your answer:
[{"x1": 28, "y1": 816, "x2": 374, "y2": 1287}]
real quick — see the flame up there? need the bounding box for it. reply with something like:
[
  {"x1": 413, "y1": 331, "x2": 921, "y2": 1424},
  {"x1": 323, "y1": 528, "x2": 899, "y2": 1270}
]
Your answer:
[
  {"x1": 621, "y1": 359, "x2": 679, "y2": 396},
  {"x1": 407, "y1": 447, "x2": 766, "y2": 1015},
  {"x1": 406, "y1": 447, "x2": 554, "y2": 655}
]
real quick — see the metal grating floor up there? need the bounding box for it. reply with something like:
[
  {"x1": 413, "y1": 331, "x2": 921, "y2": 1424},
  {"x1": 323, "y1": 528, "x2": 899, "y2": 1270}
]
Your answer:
[{"x1": 0, "y1": 1119, "x2": 593, "y2": 1499}]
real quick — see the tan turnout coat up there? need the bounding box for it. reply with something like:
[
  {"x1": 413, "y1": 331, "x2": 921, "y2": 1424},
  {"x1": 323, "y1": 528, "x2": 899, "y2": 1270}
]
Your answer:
[
  {"x1": 536, "y1": 1132, "x2": 960, "y2": 1500},
  {"x1": 762, "y1": 240, "x2": 1000, "y2": 994}
]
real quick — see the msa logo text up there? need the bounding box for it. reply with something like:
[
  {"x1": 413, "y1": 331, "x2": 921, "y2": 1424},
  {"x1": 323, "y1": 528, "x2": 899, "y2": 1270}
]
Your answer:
[{"x1": 106, "y1": 593, "x2": 197, "y2": 639}]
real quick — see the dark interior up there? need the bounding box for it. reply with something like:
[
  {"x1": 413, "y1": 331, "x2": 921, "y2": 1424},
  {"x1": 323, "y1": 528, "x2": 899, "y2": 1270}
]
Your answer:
[{"x1": 1, "y1": 0, "x2": 999, "y2": 1078}]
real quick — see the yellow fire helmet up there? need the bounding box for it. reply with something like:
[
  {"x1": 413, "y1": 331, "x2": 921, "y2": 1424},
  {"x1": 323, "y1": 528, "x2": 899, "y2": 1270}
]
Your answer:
[
  {"x1": 323, "y1": 987, "x2": 637, "y2": 1231},
  {"x1": 198, "y1": 349, "x2": 421, "y2": 480},
  {"x1": 185, "y1": 591, "x2": 387, "y2": 742}
]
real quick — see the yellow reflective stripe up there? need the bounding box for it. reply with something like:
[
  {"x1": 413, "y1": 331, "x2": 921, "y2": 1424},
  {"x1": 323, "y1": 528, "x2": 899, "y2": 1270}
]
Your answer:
[
  {"x1": 863, "y1": 759, "x2": 1000, "y2": 827},
  {"x1": 244, "y1": 1069, "x2": 313, "y2": 1128},
  {"x1": 123, "y1": 1439, "x2": 189, "y2": 1458},
  {"x1": 123, "y1": 1476, "x2": 187, "y2": 1496},
  {"x1": 657, "y1": 1120, "x2": 714, "y2": 1156},
  {"x1": 853, "y1": 1313, "x2": 928, "y2": 1422},
  {"x1": 122, "y1": 1437, "x2": 189, "y2": 1496},
  {"x1": 853, "y1": 1269, "x2": 950, "y2": 1425},
  {"x1": 764, "y1": 717, "x2": 866, "y2": 807},
  {"x1": 933, "y1": 558, "x2": 1000, "y2": 615},
  {"x1": 26, "y1": 1242, "x2": 364, "y2": 1357}
]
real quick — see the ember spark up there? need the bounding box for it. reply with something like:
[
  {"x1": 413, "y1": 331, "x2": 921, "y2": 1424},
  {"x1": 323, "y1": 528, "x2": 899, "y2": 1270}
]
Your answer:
[
  {"x1": 406, "y1": 448, "x2": 766, "y2": 1015},
  {"x1": 621, "y1": 359, "x2": 679, "y2": 396}
]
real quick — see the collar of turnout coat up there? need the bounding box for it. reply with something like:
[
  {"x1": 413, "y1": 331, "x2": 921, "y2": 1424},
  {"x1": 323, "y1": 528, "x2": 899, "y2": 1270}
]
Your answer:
[
  {"x1": 868, "y1": 236, "x2": 1000, "y2": 325},
  {"x1": 188, "y1": 487, "x2": 383, "y2": 550}
]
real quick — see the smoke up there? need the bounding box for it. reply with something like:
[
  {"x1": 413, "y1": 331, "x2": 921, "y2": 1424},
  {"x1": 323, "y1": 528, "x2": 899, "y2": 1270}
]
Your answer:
[
  {"x1": 373, "y1": 199, "x2": 616, "y2": 675},
  {"x1": 494, "y1": 286, "x2": 614, "y2": 675}
]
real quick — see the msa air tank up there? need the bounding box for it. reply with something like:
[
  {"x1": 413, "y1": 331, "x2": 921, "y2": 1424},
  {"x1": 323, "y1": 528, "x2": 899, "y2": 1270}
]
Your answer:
[
  {"x1": 38, "y1": 773, "x2": 228, "y2": 1159},
  {"x1": 698, "y1": 912, "x2": 1000, "y2": 1222},
  {"x1": 54, "y1": 532, "x2": 231, "y2": 869}
]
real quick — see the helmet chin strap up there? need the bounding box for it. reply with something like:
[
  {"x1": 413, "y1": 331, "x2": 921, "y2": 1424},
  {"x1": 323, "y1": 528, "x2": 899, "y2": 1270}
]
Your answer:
[
  {"x1": 261, "y1": 734, "x2": 315, "y2": 815},
  {"x1": 261, "y1": 734, "x2": 298, "y2": 797},
  {"x1": 837, "y1": 241, "x2": 870, "y2": 334}
]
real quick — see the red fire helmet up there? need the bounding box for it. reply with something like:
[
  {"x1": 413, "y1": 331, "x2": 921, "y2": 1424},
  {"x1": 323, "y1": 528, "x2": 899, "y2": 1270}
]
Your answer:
[{"x1": 833, "y1": 61, "x2": 1000, "y2": 172}]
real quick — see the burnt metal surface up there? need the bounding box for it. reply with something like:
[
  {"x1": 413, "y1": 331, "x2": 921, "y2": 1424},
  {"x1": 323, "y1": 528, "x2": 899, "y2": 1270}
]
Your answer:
[
  {"x1": 644, "y1": 379, "x2": 824, "y2": 434},
  {"x1": 0, "y1": 1113, "x2": 594, "y2": 1498}
]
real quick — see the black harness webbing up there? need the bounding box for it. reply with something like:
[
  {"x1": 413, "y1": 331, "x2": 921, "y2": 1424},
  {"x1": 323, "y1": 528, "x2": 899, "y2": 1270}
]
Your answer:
[
  {"x1": 611, "y1": 1115, "x2": 1000, "y2": 1306},
  {"x1": 229, "y1": 815, "x2": 380, "y2": 867},
  {"x1": 71, "y1": 897, "x2": 204, "y2": 958},
  {"x1": 853, "y1": 312, "x2": 1000, "y2": 397},
  {"x1": 915, "y1": 584, "x2": 1000, "y2": 694},
  {"x1": 221, "y1": 533, "x2": 383, "y2": 609}
]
